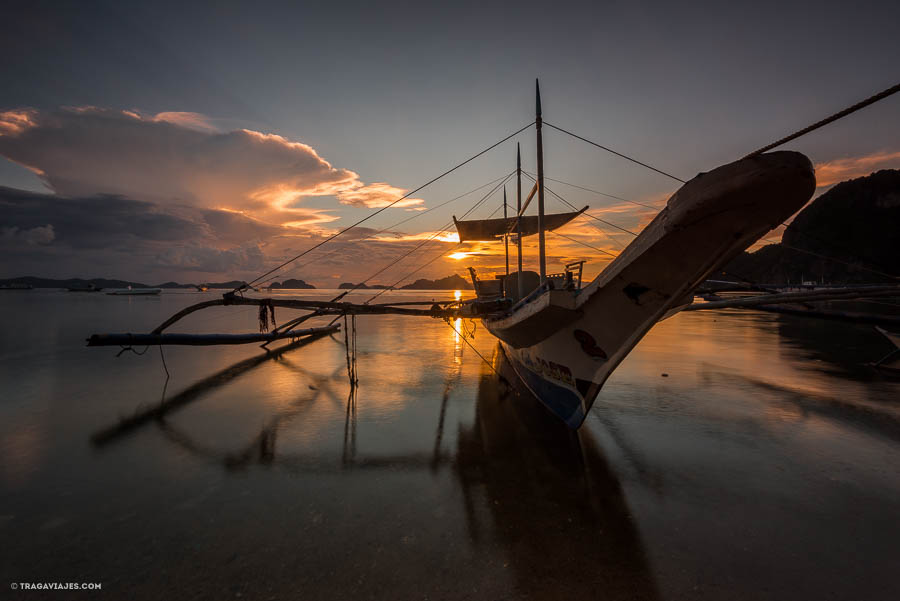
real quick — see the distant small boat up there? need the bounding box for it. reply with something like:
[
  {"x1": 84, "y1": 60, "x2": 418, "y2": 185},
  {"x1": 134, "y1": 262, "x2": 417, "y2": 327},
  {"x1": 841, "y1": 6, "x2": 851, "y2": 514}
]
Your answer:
[
  {"x1": 195, "y1": 285, "x2": 209, "y2": 292},
  {"x1": 68, "y1": 283, "x2": 102, "y2": 292},
  {"x1": 105, "y1": 286, "x2": 161, "y2": 296}
]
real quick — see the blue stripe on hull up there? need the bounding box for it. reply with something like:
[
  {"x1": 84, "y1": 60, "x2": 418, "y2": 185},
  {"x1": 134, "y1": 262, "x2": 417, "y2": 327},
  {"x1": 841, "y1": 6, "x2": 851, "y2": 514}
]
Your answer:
[{"x1": 503, "y1": 345, "x2": 587, "y2": 429}]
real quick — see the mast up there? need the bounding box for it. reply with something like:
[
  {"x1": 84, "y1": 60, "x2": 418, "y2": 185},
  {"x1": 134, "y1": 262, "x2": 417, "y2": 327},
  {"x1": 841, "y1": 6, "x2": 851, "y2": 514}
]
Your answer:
[
  {"x1": 516, "y1": 143, "x2": 524, "y2": 299},
  {"x1": 536, "y1": 79, "x2": 546, "y2": 284},
  {"x1": 503, "y1": 186, "x2": 509, "y2": 278}
]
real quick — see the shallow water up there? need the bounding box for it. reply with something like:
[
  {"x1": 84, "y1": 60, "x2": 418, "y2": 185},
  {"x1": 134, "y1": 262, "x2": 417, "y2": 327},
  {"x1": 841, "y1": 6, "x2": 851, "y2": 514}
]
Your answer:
[{"x1": 1, "y1": 289, "x2": 898, "y2": 600}]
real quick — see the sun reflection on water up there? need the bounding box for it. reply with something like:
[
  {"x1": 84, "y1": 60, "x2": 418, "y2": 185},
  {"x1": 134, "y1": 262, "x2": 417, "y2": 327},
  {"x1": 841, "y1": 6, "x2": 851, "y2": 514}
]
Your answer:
[{"x1": 453, "y1": 317, "x2": 463, "y2": 364}]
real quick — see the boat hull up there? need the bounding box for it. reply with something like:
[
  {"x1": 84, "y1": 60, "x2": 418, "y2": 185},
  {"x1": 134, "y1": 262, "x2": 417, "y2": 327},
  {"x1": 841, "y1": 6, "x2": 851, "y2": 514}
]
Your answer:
[
  {"x1": 499, "y1": 342, "x2": 590, "y2": 427},
  {"x1": 483, "y1": 150, "x2": 817, "y2": 428}
]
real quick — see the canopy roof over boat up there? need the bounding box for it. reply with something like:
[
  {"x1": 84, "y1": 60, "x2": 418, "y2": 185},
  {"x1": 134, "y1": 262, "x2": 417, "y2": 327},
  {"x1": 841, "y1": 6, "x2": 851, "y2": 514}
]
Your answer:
[{"x1": 452, "y1": 206, "x2": 588, "y2": 242}]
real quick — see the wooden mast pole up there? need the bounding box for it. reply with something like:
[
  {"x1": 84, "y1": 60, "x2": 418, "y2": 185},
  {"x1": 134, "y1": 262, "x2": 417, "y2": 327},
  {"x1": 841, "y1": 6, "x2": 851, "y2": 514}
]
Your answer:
[
  {"x1": 503, "y1": 186, "x2": 509, "y2": 278},
  {"x1": 535, "y1": 79, "x2": 547, "y2": 284},
  {"x1": 516, "y1": 143, "x2": 524, "y2": 300}
]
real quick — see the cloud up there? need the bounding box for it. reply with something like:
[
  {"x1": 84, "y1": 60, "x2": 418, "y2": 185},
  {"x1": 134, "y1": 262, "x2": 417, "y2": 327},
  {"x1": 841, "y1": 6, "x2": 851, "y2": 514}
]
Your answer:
[
  {"x1": 150, "y1": 111, "x2": 219, "y2": 133},
  {"x1": 336, "y1": 182, "x2": 424, "y2": 209},
  {"x1": 1, "y1": 223, "x2": 54, "y2": 245},
  {"x1": 0, "y1": 185, "x2": 207, "y2": 249},
  {"x1": 0, "y1": 106, "x2": 529, "y2": 284},
  {"x1": 0, "y1": 107, "x2": 427, "y2": 231},
  {"x1": 0, "y1": 110, "x2": 36, "y2": 136},
  {"x1": 0, "y1": 184, "x2": 458, "y2": 284},
  {"x1": 369, "y1": 230, "x2": 459, "y2": 243},
  {"x1": 815, "y1": 150, "x2": 900, "y2": 187},
  {"x1": 0, "y1": 107, "x2": 359, "y2": 217},
  {"x1": 157, "y1": 242, "x2": 266, "y2": 273},
  {"x1": 0, "y1": 185, "x2": 289, "y2": 279}
]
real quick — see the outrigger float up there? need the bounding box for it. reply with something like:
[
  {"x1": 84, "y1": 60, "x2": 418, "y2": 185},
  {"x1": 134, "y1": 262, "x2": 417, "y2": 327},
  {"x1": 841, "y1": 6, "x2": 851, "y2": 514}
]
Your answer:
[{"x1": 88, "y1": 81, "x2": 900, "y2": 428}]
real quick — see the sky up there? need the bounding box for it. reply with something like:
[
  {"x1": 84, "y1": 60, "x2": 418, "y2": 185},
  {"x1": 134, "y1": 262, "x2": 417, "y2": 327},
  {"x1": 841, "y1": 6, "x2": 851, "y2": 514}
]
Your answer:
[{"x1": 1, "y1": 0, "x2": 898, "y2": 287}]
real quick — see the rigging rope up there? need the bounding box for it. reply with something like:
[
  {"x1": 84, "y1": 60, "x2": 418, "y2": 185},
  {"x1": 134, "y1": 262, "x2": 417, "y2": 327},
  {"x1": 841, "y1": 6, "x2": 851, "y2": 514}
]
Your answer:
[
  {"x1": 543, "y1": 121, "x2": 686, "y2": 183},
  {"x1": 521, "y1": 171, "x2": 638, "y2": 239},
  {"x1": 361, "y1": 174, "x2": 522, "y2": 302},
  {"x1": 537, "y1": 174, "x2": 660, "y2": 210},
  {"x1": 743, "y1": 82, "x2": 900, "y2": 158},
  {"x1": 243, "y1": 82, "x2": 900, "y2": 298},
  {"x1": 238, "y1": 121, "x2": 534, "y2": 291},
  {"x1": 342, "y1": 173, "x2": 514, "y2": 298},
  {"x1": 257, "y1": 172, "x2": 514, "y2": 289},
  {"x1": 365, "y1": 242, "x2": 459, "y2": 304},
  {"x1": 549, "y1": 230, "x2": 618, "y2": 259}
]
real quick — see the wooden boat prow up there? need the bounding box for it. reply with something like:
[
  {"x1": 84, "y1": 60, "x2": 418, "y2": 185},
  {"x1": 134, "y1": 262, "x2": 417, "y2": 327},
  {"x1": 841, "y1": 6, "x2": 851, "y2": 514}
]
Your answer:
[
  {"x1": 584, "y1": 150, "x2": 815, "y2": 298},
  {"x1": 482, "y1": 150, "x2": 816, "y2": 427}
]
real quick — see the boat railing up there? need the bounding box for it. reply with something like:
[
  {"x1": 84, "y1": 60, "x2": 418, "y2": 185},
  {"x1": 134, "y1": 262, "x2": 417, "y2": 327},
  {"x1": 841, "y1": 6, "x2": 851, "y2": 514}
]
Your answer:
[
  {"x1": 565, "y1": 261, "x2": 585, "y2": 289},
  {"x1": 546, "y1": 260, "x2": 584, "y2": 292}
]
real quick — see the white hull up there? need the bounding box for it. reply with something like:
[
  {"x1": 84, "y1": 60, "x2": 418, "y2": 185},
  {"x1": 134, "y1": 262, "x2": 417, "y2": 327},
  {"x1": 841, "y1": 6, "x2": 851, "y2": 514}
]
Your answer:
[{"x1": 483, "y1": 151, "x2": 816, "y2": 427}]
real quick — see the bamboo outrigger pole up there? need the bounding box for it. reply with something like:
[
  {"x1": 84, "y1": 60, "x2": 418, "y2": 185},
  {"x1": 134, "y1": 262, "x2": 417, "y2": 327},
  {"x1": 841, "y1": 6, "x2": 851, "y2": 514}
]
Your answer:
[
  {"x1": 535, "y1": 79, "x2": 547, "y2": 284},
  {"x1": 85, "y1": 296, "x2": 490, "y2": 348}
]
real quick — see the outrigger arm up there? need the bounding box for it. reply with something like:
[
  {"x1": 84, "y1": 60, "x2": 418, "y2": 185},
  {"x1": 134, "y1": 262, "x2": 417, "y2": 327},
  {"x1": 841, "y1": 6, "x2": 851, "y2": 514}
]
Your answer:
[{"x1": 86, "y1": 295, "x2": 507, "y2": 347}]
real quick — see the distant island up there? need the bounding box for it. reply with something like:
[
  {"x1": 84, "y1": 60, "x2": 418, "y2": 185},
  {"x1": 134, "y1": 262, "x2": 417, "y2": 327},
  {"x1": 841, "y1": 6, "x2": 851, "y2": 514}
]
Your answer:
[
  {"x1": 268, "y1": 279, "x2": 315, "y2": 289},
  {"x1": 401, "y1": 274, "x2": 473, "y2": 290},
  {"x1": 0, "y1": 277, "x2": 267, "y2": 290},
  {"x1": 0, "y1": 276, "x2": 160, "y2": 289},
  {"x1": 723, "y1": 169, "x2": 899, "y2": 285},
  {"x1": 338, "y1": 282, "x2": 390, "y2": 289},
  {"x1": 0, "y1": 273, "x2": 476, "y2": 291}
]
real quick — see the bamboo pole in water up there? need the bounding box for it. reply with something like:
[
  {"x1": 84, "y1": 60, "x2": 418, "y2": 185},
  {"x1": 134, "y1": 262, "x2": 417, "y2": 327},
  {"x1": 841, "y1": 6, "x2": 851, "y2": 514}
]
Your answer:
[
  {"x1": 148, "y1": 297, "x2": 467, "y2": 335},
  {"x1": 683, "y1": 285, "x2": 900, "y2": 311},
  {"x1": 87, "y1": 324, "x2": 340, "y2": 347}
]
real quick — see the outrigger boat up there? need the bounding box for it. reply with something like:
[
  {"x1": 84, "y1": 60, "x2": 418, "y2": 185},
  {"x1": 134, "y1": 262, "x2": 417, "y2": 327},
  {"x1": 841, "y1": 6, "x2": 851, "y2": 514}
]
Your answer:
[
  {"x1": 452, "y1": 82, "x2": 816, "y2": 427},
  {"x1": 87, "y1": 81, "x2": 900, "y2": 428}
]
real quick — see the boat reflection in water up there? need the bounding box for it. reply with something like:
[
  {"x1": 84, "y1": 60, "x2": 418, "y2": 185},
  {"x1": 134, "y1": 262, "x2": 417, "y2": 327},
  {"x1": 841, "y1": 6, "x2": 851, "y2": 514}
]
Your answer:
[
  {"x1": 454, "y1": 345, "x2": 660, "y2": 599},
  {"x1": 91, "y1": 332, "x2": 659, "y2": 599}
]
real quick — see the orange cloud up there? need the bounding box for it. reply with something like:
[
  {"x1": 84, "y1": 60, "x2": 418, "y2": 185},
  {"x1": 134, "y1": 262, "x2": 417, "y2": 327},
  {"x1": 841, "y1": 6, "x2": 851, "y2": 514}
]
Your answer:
[
  {"x1": 336, "y1": 182, "x2": 425, "y2": 209},
  {"x1": 815, "y1": 150, "x2": 900, "y2": 187},
  {"x1": 0, "y1": 106, "x2": 429, "y2": 235},
  {"x1": 152, "y1": 111, "x2": 219, "y2": 133},
  {"x1": 371, "y1": 230, "x2": 459, "y2": 243},
  {"x1": 0, "y1": 109, "x2": 37, "y2": 135}
]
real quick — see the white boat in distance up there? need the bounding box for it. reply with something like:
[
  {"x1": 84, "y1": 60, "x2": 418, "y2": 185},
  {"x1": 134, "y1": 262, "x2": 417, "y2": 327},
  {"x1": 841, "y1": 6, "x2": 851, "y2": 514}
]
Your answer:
[
  {"x1": 457, "y1": 83, "x2": 816, "y2": 428},
  {"x1": 105, "y1": 286, "x2": 162, "y2": 296}
]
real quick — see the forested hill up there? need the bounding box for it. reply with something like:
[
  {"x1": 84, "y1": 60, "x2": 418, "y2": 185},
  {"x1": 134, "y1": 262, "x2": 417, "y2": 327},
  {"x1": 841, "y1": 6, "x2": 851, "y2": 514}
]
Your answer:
[{"x1": 724, "y1": 169, "x2": 900, "y2": 285}]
